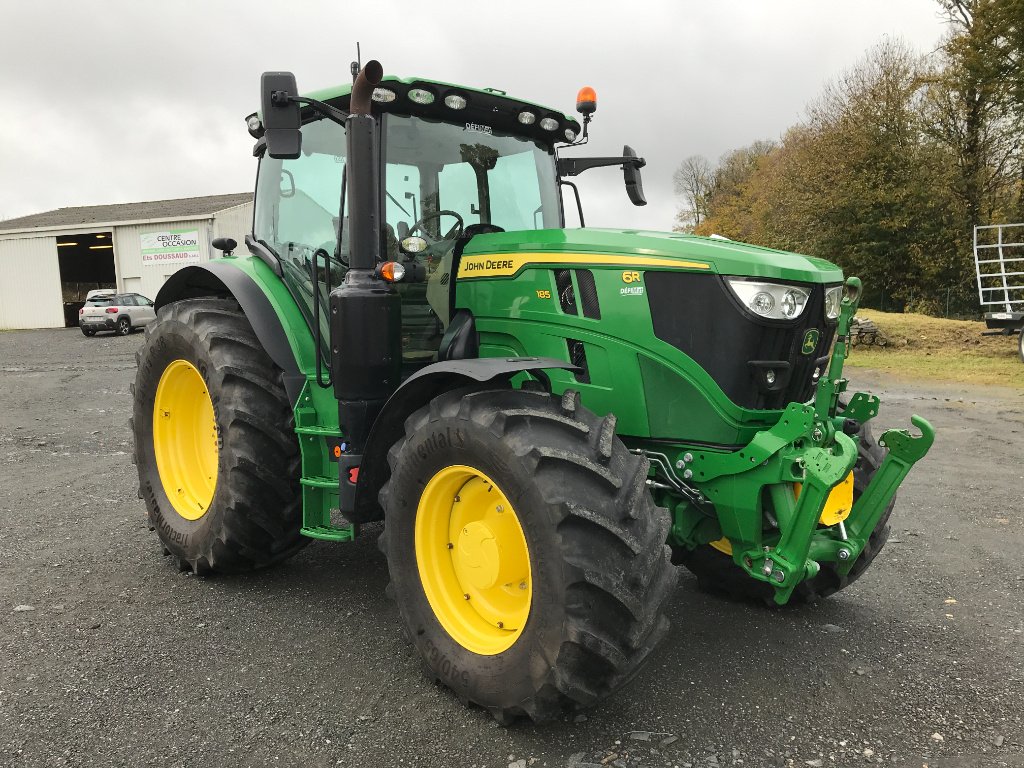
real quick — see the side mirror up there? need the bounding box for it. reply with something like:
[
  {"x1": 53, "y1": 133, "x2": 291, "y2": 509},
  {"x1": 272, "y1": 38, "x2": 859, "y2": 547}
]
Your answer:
[
  {"x1": 622, "y1": 145, "x2": 647, "y2": 207},
  {"x1": 260, "y1": 71, "x2": 302, "y2": 159},
  {"x1": 212, "y1": 237, "x2": 237, "y2": 257}
]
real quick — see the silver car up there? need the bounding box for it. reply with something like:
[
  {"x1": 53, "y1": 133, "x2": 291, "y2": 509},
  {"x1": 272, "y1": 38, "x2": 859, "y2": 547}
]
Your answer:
[{"x1": 79, "y1": 293, "x2": 156, "y2": 337}]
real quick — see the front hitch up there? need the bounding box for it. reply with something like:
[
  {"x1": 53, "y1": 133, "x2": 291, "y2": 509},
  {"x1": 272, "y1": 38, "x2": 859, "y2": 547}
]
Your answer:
[{"x1": 680, "y1": 276, "x2": 936, "y2": 604}]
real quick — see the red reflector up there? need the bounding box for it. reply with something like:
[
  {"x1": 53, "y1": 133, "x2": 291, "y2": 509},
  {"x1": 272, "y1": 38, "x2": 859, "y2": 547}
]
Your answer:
[
  {"x1": 348, "y1": 466, "x2": 360, "y2": 484},
  {"x1": 105, "y1": 307, "x2": 118, "y2": 314}
]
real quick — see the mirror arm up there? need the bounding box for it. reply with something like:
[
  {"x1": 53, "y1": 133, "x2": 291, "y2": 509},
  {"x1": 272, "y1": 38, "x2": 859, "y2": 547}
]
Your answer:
[
  {"x1": 557, "y1": 155, "x2": 646, "y2": 177},
  {"x1": 284, "y1": 96, "x2": 350, "y2": 127}
]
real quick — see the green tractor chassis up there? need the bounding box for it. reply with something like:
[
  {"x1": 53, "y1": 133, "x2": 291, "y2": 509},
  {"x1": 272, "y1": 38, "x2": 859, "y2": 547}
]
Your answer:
[{"x1": 131, "y1": 59, "x2": 934, "y2": 723}]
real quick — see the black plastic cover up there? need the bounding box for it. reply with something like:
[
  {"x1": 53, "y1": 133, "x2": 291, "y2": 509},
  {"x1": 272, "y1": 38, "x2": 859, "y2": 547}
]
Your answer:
[
  {"x1": 330, "y1": 272, "x2": 403, "y2": 402},
  {"x1": 645, "y1": 272, "x2": 836, "y2": 410}
]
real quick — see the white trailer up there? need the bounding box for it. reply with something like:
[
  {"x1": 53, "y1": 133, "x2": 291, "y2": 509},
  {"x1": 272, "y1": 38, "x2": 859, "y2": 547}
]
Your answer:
[{"x1": 974, "y1": 222, "x2": 1024, "y2": 361}]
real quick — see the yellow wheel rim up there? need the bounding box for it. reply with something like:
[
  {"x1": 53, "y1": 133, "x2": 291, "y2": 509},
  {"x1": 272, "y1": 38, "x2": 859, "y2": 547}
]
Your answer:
[
  {"x1": 152, "y1": 359, "x2": 219, "y2": 521},
  {"x1": 414, "y1": 465, "x2": 532, "y2": 656},
  {"x1": 709, "y1": 536, "x2": 733, "y2": 555}
]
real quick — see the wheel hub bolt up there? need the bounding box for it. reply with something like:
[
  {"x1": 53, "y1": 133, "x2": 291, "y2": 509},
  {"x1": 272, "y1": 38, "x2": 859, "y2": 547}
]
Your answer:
[
  {"x1": 496, "y1": 505, "x2": 504, "y2": 513},
  {"x1": 496, "y1": 621, "x2": 504, "y2": 629},
  {"x1": 838, "y1": 548, "x2": 851, "y2": 561},
  {"x1": 683, "y1": 453, "x2": 694, "y2": 463},
  {"x1": 519, "y1": 581, "x2": 527, "y2": 590},
  {"x1": 463, "y1": 593, "x2": 470, "y2": 600},
  {"x1": 682, "y1": 469, "x2": 693, "y2": 480}
]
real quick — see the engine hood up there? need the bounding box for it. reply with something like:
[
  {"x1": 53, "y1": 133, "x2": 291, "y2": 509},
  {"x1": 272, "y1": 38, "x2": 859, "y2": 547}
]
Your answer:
[{"x1": 462, "y1": 228, "x2": 843, "y2": 284}]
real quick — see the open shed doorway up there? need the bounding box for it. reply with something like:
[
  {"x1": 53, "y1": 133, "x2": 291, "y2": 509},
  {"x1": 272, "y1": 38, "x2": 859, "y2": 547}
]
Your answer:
[{"x1": 57, "y1": 232, "x2": 115, "y2": 326}]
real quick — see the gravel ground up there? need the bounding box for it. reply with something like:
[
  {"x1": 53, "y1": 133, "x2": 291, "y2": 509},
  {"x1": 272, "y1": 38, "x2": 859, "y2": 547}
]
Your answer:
[{"x1": 1, "y1": 328, "x2": 1023, "y2": 768}]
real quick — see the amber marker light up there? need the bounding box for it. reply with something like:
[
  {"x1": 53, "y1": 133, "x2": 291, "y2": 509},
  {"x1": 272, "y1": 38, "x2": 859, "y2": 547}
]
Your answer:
[
  {"x1": 576, "y1": 86, "x2": 597, "y2": 116},
  {"x1": 377, "y1": 261, "x2": 406, "y2": 282}
]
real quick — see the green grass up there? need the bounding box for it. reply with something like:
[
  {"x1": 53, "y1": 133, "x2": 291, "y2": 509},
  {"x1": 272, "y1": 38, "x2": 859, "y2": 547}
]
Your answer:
[{"x1": 844, "y1": 309, "x2": 1024, "y2": 387}]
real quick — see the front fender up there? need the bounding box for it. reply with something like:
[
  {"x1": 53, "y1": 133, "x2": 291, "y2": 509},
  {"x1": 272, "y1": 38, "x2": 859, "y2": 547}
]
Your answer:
[
  {"x1": 156, "y1": 259, "x2": 313, "y2": 402},
  {"x1": 352, "y1": 356, "x2": 579, "y2": 523}
]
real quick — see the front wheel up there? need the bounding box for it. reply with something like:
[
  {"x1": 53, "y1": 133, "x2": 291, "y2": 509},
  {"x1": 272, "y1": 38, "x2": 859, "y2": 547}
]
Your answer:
[
  {"x1": 379, "y1": 387, "x2": 677, "y2": 723},
  {"x1": 131, "y1": 298, "x2": 306, "y2": 573}
]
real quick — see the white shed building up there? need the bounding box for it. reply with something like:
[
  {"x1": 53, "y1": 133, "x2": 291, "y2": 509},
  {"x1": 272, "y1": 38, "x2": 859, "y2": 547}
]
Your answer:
[{"x1": 0, "y1": 193, "x2": 253, "y2": 330}]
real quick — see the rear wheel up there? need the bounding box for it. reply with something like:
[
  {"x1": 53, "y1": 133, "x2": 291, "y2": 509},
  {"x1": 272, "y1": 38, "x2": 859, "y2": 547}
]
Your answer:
[
  {"x1": 379, "y1": 387, "x2": 677, "y2": 723},
  {"x1": 117, "y1": 316, "x2": 131, "y2": 335},
  {"x1": 81, "y1": 328, "x2": 96, "y2": 337},
  {"x1": 675, "y1": 418, "x2": 892, "y2": 605},
  {"x1": 131, "y1": 297, "x2": 306, "y2": 573}
]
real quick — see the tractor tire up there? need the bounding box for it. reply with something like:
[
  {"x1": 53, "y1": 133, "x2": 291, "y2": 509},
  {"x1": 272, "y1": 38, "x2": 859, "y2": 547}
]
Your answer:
[
  {"x1": 675, "y1": 418, "x2": 892, "y2": 606},
  {"x1": 117, "y1": 316, "x2": 132, "y2": 336},
  {"x1": 131, "y1": 297, "x2": 306, "y2": 574},
  {"x1": 378, "y1": 387, "x2": 677, "y2": 723}
]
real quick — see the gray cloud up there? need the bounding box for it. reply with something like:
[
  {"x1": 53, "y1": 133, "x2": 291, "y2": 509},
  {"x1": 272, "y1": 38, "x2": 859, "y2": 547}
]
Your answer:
[{"x1": 0, "y1": 0, "x2": 947, "y2": 231}]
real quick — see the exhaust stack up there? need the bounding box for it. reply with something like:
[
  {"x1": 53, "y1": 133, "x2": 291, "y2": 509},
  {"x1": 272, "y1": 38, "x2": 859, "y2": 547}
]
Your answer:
[{"x1": 330, "y1": 60, "x2": 402, "y2": 513}]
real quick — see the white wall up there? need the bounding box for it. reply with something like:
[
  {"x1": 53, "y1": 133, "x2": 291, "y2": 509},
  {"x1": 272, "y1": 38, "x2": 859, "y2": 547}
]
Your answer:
[
  {"x1": 113, "y1": 218, "x2": 213, "y2": 302},
  {"x1": 0, "y1": 235, "x2": 64, "y2": 329}
]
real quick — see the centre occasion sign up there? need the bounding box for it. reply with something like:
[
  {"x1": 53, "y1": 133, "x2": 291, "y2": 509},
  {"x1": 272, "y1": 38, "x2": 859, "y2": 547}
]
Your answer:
[{"x1": 140, "y1": 229, "x2": 201, "y2": 264}]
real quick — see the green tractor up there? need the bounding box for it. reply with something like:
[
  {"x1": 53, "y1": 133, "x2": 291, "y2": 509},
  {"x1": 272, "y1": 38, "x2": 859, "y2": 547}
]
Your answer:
[{"x1": 131, "y1": 60, "x2": 934, "y2": 723}]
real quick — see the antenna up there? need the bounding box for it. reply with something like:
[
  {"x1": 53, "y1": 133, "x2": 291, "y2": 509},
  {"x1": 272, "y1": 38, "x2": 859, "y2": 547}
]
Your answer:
[{"x1": 350, "y1": 42, "x2": 362, "y2": 83}]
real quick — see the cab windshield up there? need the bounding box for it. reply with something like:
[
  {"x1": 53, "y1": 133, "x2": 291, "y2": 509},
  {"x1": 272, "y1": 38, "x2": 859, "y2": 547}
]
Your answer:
[
  {"x1": 382, "y1": 114, "x2": 561, "y2": 236},
  {"x1": 252, "y1": 112, "x2": 561, "y2": 366}
]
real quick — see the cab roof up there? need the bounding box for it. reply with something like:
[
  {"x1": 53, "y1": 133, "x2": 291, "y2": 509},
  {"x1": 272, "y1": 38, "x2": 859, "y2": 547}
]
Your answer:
[{"x1": 301, "y1": 75, "x2": 582, "y2": 148}]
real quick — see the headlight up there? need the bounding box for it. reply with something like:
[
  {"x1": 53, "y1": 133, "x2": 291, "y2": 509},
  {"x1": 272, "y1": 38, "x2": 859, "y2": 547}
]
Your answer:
[
  {"x1": 727, "y1": 279, "x2": 810, "y2": 320},
  {"x1": 824, "y1": 286, "x2": 843, "y2": 319}
]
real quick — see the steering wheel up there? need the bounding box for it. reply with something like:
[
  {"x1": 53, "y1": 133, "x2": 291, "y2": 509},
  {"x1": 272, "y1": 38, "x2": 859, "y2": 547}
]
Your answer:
[{"x1": 406, "y1": 210, "x2": 465, "y2": 256}]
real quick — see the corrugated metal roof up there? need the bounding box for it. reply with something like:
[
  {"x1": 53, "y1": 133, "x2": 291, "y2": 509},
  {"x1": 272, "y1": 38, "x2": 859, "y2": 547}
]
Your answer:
[{"x1": 0, "y1": 193, "x2": 252, "y2": 233}]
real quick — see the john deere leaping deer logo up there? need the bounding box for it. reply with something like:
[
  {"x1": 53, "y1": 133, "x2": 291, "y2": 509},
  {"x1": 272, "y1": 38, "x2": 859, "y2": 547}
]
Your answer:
[{"x1": 801, "y1": 329, "x2": 820, "y2": 355}]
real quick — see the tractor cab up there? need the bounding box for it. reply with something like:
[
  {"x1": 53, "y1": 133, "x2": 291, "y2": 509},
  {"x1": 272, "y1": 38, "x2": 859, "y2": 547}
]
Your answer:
[{"x1": 250, "y1": 77, "x2": 579, "y2": 371}]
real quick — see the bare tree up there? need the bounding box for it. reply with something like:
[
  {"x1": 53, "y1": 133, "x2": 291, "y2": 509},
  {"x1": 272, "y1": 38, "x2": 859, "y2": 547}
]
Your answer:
[{"x1": 673, "y1": 155, "x2": 713, "y2": 232}]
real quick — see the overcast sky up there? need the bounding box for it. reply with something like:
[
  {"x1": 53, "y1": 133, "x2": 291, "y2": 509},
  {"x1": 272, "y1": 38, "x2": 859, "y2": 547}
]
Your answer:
[{"x1": 0, "y1": 0, "x2": 949, "y2": 231}]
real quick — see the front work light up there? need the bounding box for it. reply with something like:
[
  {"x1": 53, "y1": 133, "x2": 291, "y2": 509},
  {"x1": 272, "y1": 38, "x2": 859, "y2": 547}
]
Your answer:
[
  {"x1": 539, "y1": 117, "x2": 558, "y2": 131},
  {"x1": 444, "y1": 93, "x2": 467, "y2": 110},
  {"x1": 407, "y1": 88, "x2": 435, "y2": 105},
  {"x1": 245, "y1": 113, "x2": 264, "y2": 139},
  {"x1": 727, "y1": 279, "x2": 810, "y2": 320},
  {"x1": 372, "y1": 88, "x2": 397, "y2": 103},
  {"x1": 518, "y1": 111, "x2": 536, "y2": 125},
  {"x1": 824, "y1": 286, "x2": 843, "y2": 319}
]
